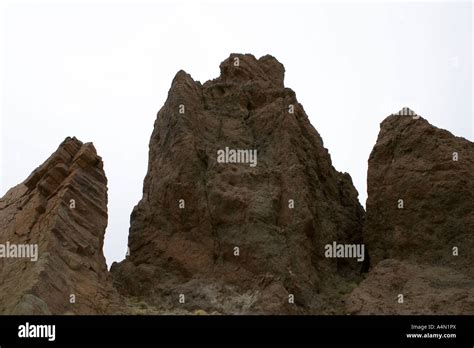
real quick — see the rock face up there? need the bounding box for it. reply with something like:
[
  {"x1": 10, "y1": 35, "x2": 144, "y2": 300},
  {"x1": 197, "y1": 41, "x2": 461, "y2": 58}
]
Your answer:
[
  {"x1": 0, "y1": 137, "x2": 123, "y2": 314},
  {"x1": 346, "y1": 259, "x2": 474, "y2": 314},
  {"x1": 346, "y1": 111, "x2": 474, "y2": 314},
  {"x1": 364, "y1": 112, "x2": 473, "y2": 271},
  {"x1": 111, "y1": 54, "x2": 365, "y2": 314}
]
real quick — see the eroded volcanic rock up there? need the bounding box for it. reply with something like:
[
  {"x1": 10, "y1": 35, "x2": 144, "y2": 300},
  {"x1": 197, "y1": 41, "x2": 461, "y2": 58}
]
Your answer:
[
  {"x1": 346, "y1": 111, "x2": 474, "y2": 314},
  {"x1": 0, "y1": 137, "x2": 124, "y2": 314},
  {"x1": 364, "y1": 112, "x2": 474, "y2": 271},
  {"x1": 111, "y1": 53, "x2": 365, "y2": 314}
]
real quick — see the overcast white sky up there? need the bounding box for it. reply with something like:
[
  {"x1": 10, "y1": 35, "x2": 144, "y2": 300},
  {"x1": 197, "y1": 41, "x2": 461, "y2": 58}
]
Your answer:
[{"x1": 1, "y1": 0, "x2": 472, "y2": 267}]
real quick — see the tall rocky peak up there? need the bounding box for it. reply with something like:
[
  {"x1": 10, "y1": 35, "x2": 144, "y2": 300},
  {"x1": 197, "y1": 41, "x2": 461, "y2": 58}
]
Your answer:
[
  {"x1": 0, "y1": 137, "x2": 123, "y2": 314},
  {"x1": 346, "y1": 111, "x2": 474, "y2": 314},
  {"x1": 112, "y1": 53, "x2": 365, "y2": 314}
]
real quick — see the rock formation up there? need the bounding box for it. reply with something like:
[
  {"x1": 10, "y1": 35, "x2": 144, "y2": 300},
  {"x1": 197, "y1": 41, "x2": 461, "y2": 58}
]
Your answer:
[
  {"x1": 2, "y1": 57, "x2": 471, "y2": 316},
  {"x1": 0, "y1": 137, "x2": 123, "y2": 314},
  {"x1": 111, "y1": 53, "x2": 365, "y2": 314},
  {"x1": 364, "y1": 111, "x2": 473, "y2": 270},
  {"x1": 346, "y1": 110, "x2": 474, "y2": 314}
]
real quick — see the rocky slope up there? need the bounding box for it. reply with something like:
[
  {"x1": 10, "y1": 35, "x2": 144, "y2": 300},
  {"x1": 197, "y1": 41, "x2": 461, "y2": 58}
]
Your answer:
[
  {"x1": 346, "y1": 259, "x2": 474, "y2": 314},
  {"x1": 0, "y1": 137, "x2": 124, "y2": 314},
  {"x1": 346, "y1": 110, "x2": 474, "y2": 314},
  {"x1": 111, "y1": 53, "x2": 365, "y2": 314}
]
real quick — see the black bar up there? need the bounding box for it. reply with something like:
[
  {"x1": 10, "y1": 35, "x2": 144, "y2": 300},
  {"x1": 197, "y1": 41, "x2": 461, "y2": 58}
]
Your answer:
[{"x1": 0, "y1": 315, "x2": 473, "y2": 347}]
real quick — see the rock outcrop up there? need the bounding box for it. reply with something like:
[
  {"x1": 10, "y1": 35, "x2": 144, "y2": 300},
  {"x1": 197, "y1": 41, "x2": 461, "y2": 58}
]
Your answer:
[
  {"x1": 0, "y1": 137, "x2": 124, "y2": 314},
  {"x1": 111, "y1": 53, "x2": 365, "y2": 314},
  {"x1": 346, "y1": 110, "x2": 474, "y2": 314},
  {"x1": 364, "y1": 111, "x2": 473, "y2": 271}
]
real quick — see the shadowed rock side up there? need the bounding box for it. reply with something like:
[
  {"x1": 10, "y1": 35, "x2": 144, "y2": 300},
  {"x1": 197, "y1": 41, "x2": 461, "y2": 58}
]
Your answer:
[
  {"x1": 346, "y1": 113, "x2": 474, "y2": 314},
  {"x1": 0, "y1": 137, "x2": 124, "y2": 314},
  {"x1": 111, "y1": 53, "x2": 365, "y2": 314}
]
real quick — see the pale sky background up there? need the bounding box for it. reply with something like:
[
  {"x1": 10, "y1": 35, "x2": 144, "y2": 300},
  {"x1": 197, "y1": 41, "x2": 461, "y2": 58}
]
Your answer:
[{"x1": 0, "y1": 0, "x2": 472, "y2": 267}]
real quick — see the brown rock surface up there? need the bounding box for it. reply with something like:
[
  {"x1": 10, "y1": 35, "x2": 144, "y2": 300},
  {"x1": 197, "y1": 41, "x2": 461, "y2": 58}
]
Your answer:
[
  {"x1": 364, "y1": 112, "x2": 474, "y2": 272},
  {"x1": 345, "y1": 259, "x2": 474, "y2": 314},
  {"x1": 347, "y1": 111, "x2": 474, "y2": 314},
  {"x1": 0, "y1": 137, "x2": 124, "y2": 314},
  {"x1": 111, "y1": 53, "x2": 365, "y2": 314}
]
